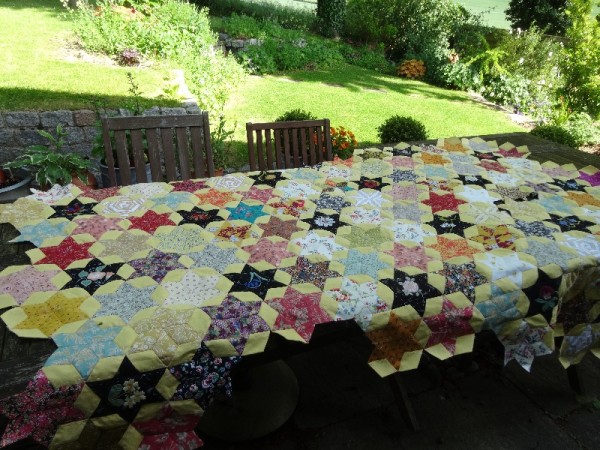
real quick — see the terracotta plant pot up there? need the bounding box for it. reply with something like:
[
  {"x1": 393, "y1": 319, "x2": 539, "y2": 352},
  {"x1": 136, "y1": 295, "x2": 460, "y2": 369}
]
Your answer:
[{"x1": 71, "y1": 171, "x2": 98, "y2": 190}]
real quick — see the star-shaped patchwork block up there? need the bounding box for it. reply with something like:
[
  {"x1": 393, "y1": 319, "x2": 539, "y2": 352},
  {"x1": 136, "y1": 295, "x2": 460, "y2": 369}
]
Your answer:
[
  {"x1": 545, "y1": 214, "x2": 594, "y2": 233},
  {"x1": 422, "y1": 192, "x2": 466, "y2": 214},
  {"x1": 366, "y1": 307, "x2": 425, "y2": 374},
  {"x1": 0, "y1": 265, "x2": 62, "y2": 307},
  {"x1": 426, "y1": 213, "x2": 470, "y2": 237},
  {"x1": 177, "y1": 207, "x2": 224, "y2": 227},
  {"x1": 226, "y1": 201, "x2": 268, "y2": 223},
  {"x1": 129, "y1": 249, "x2": 185, "y2": 283},
  {"x1": 468, "y1": 225, "x2": 517, "y2": 251},
  {"x1": 281, "y1": 257, "x2": 341, "y2": 290},
  {"x1": 339, "y1": 226, "x2": 390, "y2": 250},
  {"x1": 258, "y1": 216, "x2": 304, "y2": 240},
  {"x1": 225, "y1": 265, "x2": 285, "y2": 299},
  {"x1": 302, "y1": 212, "x2": 341, "y2": 232},
  {"x1": 195, "y1": 188, "x2": 240, "y2": 208},
  {"x1": 429, "y1": 235, "x2": 481, "y2": 261},
  {"x1": 499, "y1": 319, "x2": 554, "y2": 372},
  {"x1": 357, "y1": 177, "x2": 389, "y2": 191},
  {"x1": 160, "y1": 270, "x2": 227, "y2": 307},
  {"x1": 381, "y1": 270, "x2": 442, "y2": 316},
  {"x1": 129, "y1": 307, "x2": 208, "y2": 365},
  {"x1": 385, "y1": 243, "x2": 434, "y2": 271},
  {"x1": 93, "y1": 282, "x2": 157, "y2": 322},
  {"x1": 423, "y1": 296, "x2": 480, "y2": 357},
  {"x1": 63, "y1": 259, "x2": 124, "y2": 293},
  {"x1": 0, "y1": 370, "x2": 84, "y2": 447},
  {"x1": 337, "y1": 249, "x2": 390, "y2": 279},
  {"x1": 170, "y1": 179, "x2": 208, "y2": 192},
  {"x1": 437, "y1": 262, "x2": 488, "y2": 302},
  {"x1": 186, "y1": 243, "x2": 242, "y2": 272},
  {"x1": 45, "y1": 320, "x2": 123, "y2": 378},
  {"x1": 9, "y1": 291, "x2": 92, "y2": 337},
  {"x1": 202, "y1": 295, "x2": 270, "y2": 354},
  {"x1": 327, "y1": 277, "x2": 389, "y2": 330},
  {"x1": 85, "y1": 357, "x2": 167, "y2": 422},
  {"x1": 34, "y1": 236, "x2": 93, "y2": 269},
  {"x1": 134, "y1": 404, "x2": 203, "y2": 448},
  {"x1": 71, "y1": 216, "x2": 124, "y2": 240},
  {"x1": 267, "y1": 287, "x2": 331, "y2": 341},
  {"x1": 522, "y1": 270, "x2": 562, "y2": 322},
  {"x1": 49, "y1": 199, "x2": 97, "y2": 220},
  {"x1": 154, "y1": 226, "x2": 207, "y2": 254},
  {"x1": 10, "y1": 219, "x2": 71, "y2": 247},
  {"x1": 169, "y1": 343, "x2": 239, "y2": 409},
  {"x1": 242, "y1": 238, "x2": 295, "y2": 267},
  {"x1": 291, "y1": 230, "x2": 345, "y2": 260},
  {"x1": 96, "y1": 231, "x2": 152, "y2": 260},
  {"x1": 128, "y1": 210, "x2": 175, "y2": 234}
]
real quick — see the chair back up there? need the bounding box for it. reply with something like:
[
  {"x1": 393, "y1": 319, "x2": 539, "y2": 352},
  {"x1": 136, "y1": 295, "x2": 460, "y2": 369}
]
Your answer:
[
  {"x1": 246, "y1": 119, "x2": 333, "y2": 171},
  {"x1": 101, "y1": 113, "x2": 214, "y2": 186}
]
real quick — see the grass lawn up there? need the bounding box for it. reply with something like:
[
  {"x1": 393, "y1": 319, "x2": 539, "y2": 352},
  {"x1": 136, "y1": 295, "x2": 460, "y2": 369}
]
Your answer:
[
  {"x1": 0, "y1": 0, "x2": 178, "y2": 111},
  {"x1": 222, "y1": 65, "x2": 524, "y2": 166}
]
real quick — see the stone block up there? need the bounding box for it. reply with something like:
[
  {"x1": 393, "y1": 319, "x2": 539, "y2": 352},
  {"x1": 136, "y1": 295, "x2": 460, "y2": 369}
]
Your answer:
[
  {"x1": 184, "y1": 104, "x2": 201, "y2": 114},
  {"x1": 15, "y1": 129, "x2": 47, "y2": 147},
  {"x1": 218, "y1": 33, "x2": 229, "y2": 41},
  {"x1": 0, "y1": 147, "x2": 22, "y2": 165},
  {"x1": 4, "y1": 112, "x2": 40, "y2": 128},
  {"x1": 247, "y1": 38, "x2": 259, "y2": 46},
  {"x1": 83, "y1": 126, "x2": 100, "y2": 142},
  {"x1": 63, "y1": 127, "x2": 85, "y2": 145},
  {"x1": 118, "y1": 108, "x2": 133, "y2": 117},
  {"x1": 0, "y1": 129, "x2": 15, "y2": 147},
  {"x1": 160, "y1": 107, "x2": 187, "y2": 116},
  {"x1": 69, "y1": 142, "x2": 94, "y2": 158},
  {"x1": 40, "y1": 110, "x2": 74, "y2": 127},
  {"x1": 232, "y1": 40, "x2": 245, "y2": 48},
  {"x1": 73, "y1": 110, "x2": 97, "y2": 127},
  {"x1": 143, "y1": 107, "x2": 161, "y2": 117}
]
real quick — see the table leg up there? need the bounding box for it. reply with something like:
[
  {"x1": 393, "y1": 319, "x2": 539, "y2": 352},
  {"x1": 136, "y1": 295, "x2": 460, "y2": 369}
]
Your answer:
[{"x1": 388, "y1": 372, "x2": 420, "y2": 431}]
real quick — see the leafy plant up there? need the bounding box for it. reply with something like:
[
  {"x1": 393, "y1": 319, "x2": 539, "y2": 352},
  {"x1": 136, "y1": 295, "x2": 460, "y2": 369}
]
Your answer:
[
  {"x1": 275, "y1": 109, "x2": 317, "y2": 122},
  {"x1": 377, "y1": 115, "x2": 427, "y2": 143},
  {"x1": 3, "y1": 125, "x2": 91, "y2": 187},
  {"x1": 563, "y1": 112, "x2": 600, "y2": 145},
  {"x1": 118, "y1": 48, "x2": 142, "y2": 66},
  {"x1": 530, "y1": 124, "x2": 578, "y2": 147},
  {"x1": 210, "y1": 113, "x2": 236, "y2": 169}
]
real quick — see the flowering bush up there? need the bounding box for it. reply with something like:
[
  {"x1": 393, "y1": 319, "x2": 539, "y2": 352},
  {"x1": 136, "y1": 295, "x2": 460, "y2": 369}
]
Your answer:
[
  {"x1": 397, "y1": 59, "x2": 426, "y2": 79},
  {"x1": 330, "y1": 126, "x2": 357, "y2": 159}
]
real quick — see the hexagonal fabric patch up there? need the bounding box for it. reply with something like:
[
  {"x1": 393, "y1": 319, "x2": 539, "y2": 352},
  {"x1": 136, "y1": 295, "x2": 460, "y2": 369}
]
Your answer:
[
  {"x1": 128, "y1": 307, "x2": 209, "y2": 366},
  {"x1": 45, "y1": 320, "x2": 124, "y2": 379}
]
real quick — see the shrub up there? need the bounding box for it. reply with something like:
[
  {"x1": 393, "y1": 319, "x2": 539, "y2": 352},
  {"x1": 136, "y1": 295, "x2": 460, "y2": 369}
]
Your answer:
[
  {"x1": 118, "y1": 48, "x2": 141, "y2": 66},
  {"x1": 530, "y1": 125, "x2": 578, "y2": 147},
  {"x1": 563, "y1": 112, "x2": 600, "y2": 145},
  {"x1": 505, "y1": 0, "x2": 571, "y2": 36},
  {"x1": 193, "y1": 0, "x2": 316, "y2": 32},
  {"x1": 275, "y1": 109, "x2": 317, "y2": 122},
  {"x1": 377, "y1": 116, "x2": 427, "y2": 143},
  {"x1": 397, "y1": 59, "x2": 426, "y2": 79},
  {"x1": 559, "y1": 0, "x2": 600, "y2": 119},
  {"x1": 317, "y1": 0, "x2": 346, "y2": 38}
]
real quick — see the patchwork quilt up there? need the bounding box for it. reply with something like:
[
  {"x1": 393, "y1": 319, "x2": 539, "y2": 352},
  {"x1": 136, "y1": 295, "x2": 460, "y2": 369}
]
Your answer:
[{"x1": 1, "y1": 137, "x2": 599, "y2": 449}]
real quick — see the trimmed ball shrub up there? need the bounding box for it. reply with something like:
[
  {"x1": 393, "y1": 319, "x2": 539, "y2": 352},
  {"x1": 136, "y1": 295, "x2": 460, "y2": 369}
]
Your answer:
[
  {"x1": 530, "y1": 125, "x2": 578, "y2": 148},
  {"x1": 377, "y1": 115, "x2": 427, "y2": 143},
  {"x1": 275, "y1": 109, "x2": 317, "y2": 122}
]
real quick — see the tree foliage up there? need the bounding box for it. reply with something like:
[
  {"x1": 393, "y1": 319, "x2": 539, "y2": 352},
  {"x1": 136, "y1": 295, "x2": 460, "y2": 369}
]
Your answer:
[
  {"x1": 317, "y1": 0, "x2": 346, "y2": 38},
  {"x1": 505, "y1": 0, "x2": 571, "y2": 35}
]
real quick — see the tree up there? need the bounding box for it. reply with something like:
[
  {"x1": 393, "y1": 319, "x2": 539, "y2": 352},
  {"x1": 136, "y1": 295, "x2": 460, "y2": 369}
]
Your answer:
[
  {"x1": 505, "y1": 0, "x2": 571, "y2": 35},
  {"x1": 316, "y1": 0, "x2": 346, "y2": 38}
]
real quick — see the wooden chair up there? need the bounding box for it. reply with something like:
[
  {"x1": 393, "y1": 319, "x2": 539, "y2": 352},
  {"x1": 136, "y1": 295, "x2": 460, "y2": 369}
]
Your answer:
[
  {"x1": 101, "y1": 113, "x2": 214, "y2": 187},
  {"x1": 246, "y1": 119, "x2": 333, "y2": 171}
]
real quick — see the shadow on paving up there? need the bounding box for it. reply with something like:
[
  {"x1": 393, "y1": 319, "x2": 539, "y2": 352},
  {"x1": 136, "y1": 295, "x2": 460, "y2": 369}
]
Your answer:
[{"x1": 201, "y1": 332, "x2": 600, "y2": 450}]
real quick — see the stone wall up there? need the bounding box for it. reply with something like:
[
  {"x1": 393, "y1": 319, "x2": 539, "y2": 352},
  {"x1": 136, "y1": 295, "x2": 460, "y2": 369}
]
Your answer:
[{"x1": 0, "y1": 104, "x2": 202, "y2": 167}]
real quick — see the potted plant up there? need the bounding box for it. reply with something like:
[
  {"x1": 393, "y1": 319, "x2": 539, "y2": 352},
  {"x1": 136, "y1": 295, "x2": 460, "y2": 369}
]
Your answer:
[
  {"x1": 3, "y1": 125, "x2": 95, "y2": 191},
  {"x1": 0, "y1": 167, "x2": 32, "y2": 202}
]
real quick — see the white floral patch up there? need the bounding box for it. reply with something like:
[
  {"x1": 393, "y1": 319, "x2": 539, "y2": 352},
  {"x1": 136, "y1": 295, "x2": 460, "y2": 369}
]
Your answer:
[
  {"x1": 455, "y1": 186, "x2": 499, "y2": 204},
  {"x1": 319, "y1": 166, "x2": 352, "y2": 180},
  {"x1": 477, "y1": 252, "x2": 536, "y2": 287},
  {"x1": 212, "y1": 175, "x2": 246, "y2": 190},
  {"x1": 125, "y1": 183, "x2": 170, "y2": 197},
  {"x1": 277, "y1": 181, "x2": 321, "y2": 199},
  {"x1": 500, "y1": 158, "x2": 540, "y2": 171},
  {"x1": 162, "y1": 271, "x2": 223, "y2": 307},
  {"x1": 484, "y1": 171, "x2": 523, "y2": 187},
  {"x1": 560, "y1": 234, "x2": 600, "y2": 258},
  {"x1": 96, "y1": 196, "x2": 147, "y2": 218},
  {"x1": 28, "y1": 184, "x2": 75, "y2": 205},
  {"x1": 328, "y1": 278, "x2": 387, "y2": 330},
  {"x1": 391, "y1": 222, "x2": 435, "y2": 243},
  {"x1": 345, "y1": 207, "x2": 382, "y2": 224},
  {"x1": 291, "y1": 231, "x2": 344, "y2": 260}
]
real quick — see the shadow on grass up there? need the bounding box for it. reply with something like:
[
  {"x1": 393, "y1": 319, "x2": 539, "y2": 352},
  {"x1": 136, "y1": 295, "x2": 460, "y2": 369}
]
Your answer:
[
  {"x1": 0, "y1": 87, "x2": 180, "y2": 112},
  {"x1": 1, "y1": 0, "x2": 65, "y2": 15},
  {"x1": 282, "y1": 66, "x2": 476, "y2": 104}
]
